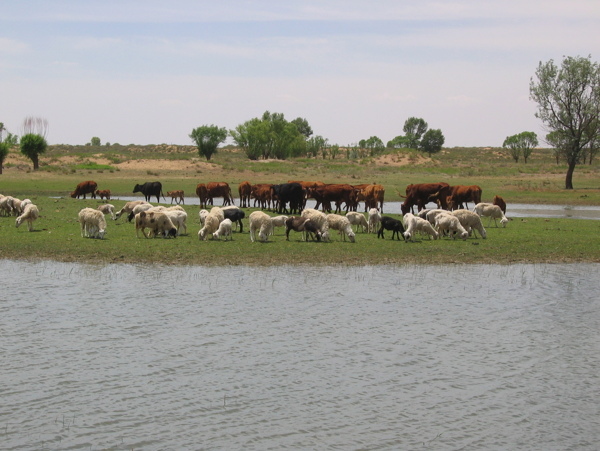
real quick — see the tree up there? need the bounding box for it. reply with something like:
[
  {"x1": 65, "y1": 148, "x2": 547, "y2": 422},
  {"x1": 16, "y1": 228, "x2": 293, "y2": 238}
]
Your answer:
[
  {"x1": 291, "y1": 117, "x2": 313, "y2": 139},
  {"x1": 306, "y1": 135, "x2": 327, "y2": 158},
  {"x1": 503, "y1": 131, "x2": 539, "y2": 163},
  {"x1": 20, "y1": 116, "x2": 48, "y2": 170},
  {"x1": 387, "y1": 135, "x2": 410, "y2": 148},
  {"x1": 403, "y1": 117, "x2": 428, "y2": 149},
  {"x1": 90, "y1": 136, "x2": 101, "y2": 146},
  {"x1": 189, "y1": 125, "x2": 228, "y2": 161},
  {"x1": 530, "y1": 55, "x2": 600, "y2": 189},
  {"x1": 360, "y1": 136, "x2": 385, "y2": 156},
  {"x1": 420, "y1": 129, "x2": 445, "y2": 157},
  {"x1": 0, "y1": 141, "x2": 8, "y2": 174}
]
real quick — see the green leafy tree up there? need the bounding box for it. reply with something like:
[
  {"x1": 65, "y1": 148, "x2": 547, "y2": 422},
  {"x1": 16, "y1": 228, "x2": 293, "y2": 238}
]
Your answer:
[
  {"x1": 0, "y1": 141, "x2": 9, "y2": 174},
  {"x1": 546, "y1": 130, "x2": 569, "y2": 164},
  {"x1": 403, "y1": 117, "x2": 428, "y2": 149},
  {"x1": 387, "y1": 135, "x2": 410, "y2": 148},
  {"x1": 189, "y1": 125, "x2": 228, "y2": 161},
  {"x1": 291, "y1": 117, "x2": 313, "y2": 139},
  {"x1": 420, "y1": 129, "x2": 445, "y2": 157},
  {"x1": 360, "y1": 136, "x2": 385, "y2": 156},
  {"x1": 20, "y1": 116, "x2": 48, "y2": 170},
  {"x1": 90, "y1": 136, "x2": 101, "y2": 146},
  {"x1": 502, "y1": 131, "x2": 538, "y2": 163},
  {"x1": 306, "y1": 135, "x2": 327, "y2": 158},
  {"x1": 530, "y1": 55, "x2": 600, "y2": 189}
]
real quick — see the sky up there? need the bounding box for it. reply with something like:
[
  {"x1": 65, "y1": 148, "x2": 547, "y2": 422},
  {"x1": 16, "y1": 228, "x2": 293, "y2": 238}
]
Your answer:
[{"x1": 1, "y1": 0, "x2": 599, "y2": 148}]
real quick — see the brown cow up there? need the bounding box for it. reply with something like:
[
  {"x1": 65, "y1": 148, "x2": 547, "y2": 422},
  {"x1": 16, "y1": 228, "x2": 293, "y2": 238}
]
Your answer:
[
  {"x1": 71, "y1": 181, "x2": 98, "y2": 199},
  {"x1": 251, "y1": 184, "x2": 273, "y2": 210},
  {"x1": 238, "y1": 181, "x2": 252, "y2": 208},
  {"x1": 360, "y1": 184, "x2": 385, "y2": 212},
  {"x1": 400, "y1": 183, "x2": 450, "y2": 214},
  {"x1": 206, "y1": 182, "x2": 234, "y2": 206},
  {"x1": 167, "y1": 190, "x2": 185, "y2": 204},
  {"x1": 196, "y1": 183, "x2": 209, "y2": 208},
  {"x1": 95, "y1": 189, "x2": 111, "y2": 200},
  {"x1": 447, "y1": 185, "x2": 482, "y2": 210},
  {"x1": 310, "y1": 184, "x2": 359, "y2": 213},
  {"x1": 493, "y1": 195, "x2": 507, "y2": 214}
]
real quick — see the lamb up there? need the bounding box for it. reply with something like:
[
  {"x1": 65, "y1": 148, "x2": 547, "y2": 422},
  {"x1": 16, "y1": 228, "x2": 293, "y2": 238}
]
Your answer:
[
  {"x1": 377, "y1": 216, "x2": 405, "y2": 240},
  {"x1": 285, "y1": 216, "x2": 322, "y2": 241},
  {"x1": 451, "y1": 209, "x2": 487, "y2": 239},
  {"x1": 434, "y1": 212, "x2": 469, "y2": 240},
  {"x1": 300, "y1": 208, "x2": 330, "y2": 241},
  {"x1": 270, "y1": 215, "x2": 289, "y2": 236},
  {"x1": 115, "y1": 200, "x2": 149, "y2": 220},
  {"x1": 15, "y1": 203, "x2": 40, "y2": 232},
  {"x1": 97, "y1": 203, "x2": 116, "y2": 220},
  {"x1": 248, "y1": 210, "x2": 274, "y2": 242},
  {"x1": 473, "y1": 202, "x2": 509, "y2": 227},
  {"x1": 78, "y1": 207, "x2": 107, "y2": 239},
  {"x1": 368, "y1": 208, "x2": 381, "y2": 234},
  {"x1": 164, "y1": 209, "x2": 188, "y2": 235},
  {"x1": 346, "y1": 211, "x2": 368, "y2": 233},
  {"x1": 198, "y1": 210, "x2": 223, "y2": 241},
  {"x1": 135, "y1": 210, "x2": 177, "y2": 238},
  {"x1": 212, "y1": 218, "x2": 233, "y2": 240},
  {"x1": 402, "y1": 213, "x2": 438, "y2": 241},
  {"x1": 326, "y1": 213, "x2": 356, "y2": 242}
]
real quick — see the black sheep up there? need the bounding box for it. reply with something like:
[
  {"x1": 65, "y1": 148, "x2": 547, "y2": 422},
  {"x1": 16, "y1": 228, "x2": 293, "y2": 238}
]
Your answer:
[{"x1": 377, "y1": 216, "x2": 405, "y2": 240}]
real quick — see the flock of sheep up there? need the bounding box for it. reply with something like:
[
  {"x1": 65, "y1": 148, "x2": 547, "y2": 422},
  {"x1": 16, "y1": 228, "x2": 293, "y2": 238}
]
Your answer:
[{"x1": 0, "y1": 194, "x2": 39, "y2": 231}]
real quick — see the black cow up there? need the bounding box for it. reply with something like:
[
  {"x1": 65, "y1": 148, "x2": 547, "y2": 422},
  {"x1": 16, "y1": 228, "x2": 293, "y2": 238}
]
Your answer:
[
  {"x1": 271, "y1": 182, "x2": 304, "y2": 214},
  {"x1": 222, "y1": 206, "x2": 245, "y2": 233},
  {"x1": 133, "y1": 181, "x2": 165, "y2": 203},
  {"x1": 377, "y1": 216, "x2": 406, "y2": 240}
]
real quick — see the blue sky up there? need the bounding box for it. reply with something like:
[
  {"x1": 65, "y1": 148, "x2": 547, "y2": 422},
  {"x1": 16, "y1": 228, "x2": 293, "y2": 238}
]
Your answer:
[{"x1": 1, "y1": 0, "x2": 599, "y2": 147}]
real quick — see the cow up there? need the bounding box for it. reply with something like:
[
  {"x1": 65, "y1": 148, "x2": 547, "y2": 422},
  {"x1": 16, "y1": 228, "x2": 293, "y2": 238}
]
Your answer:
[
  {"x1": 493, "y1": 195, "x2": 507, "y2": 214},
  {"x1": 133, "y1": 181, "x2": 165, "y2": 203},
  {"x1": 359, "y1": 184, "x2": 385, "y2": 212},
  {"x1": 447, "y1": 185, "x2": 482, "y2": 210},
  {"x1": 251, "y1": 184, "x2": 273, "y2": 210},
  {"x1": 400, "y1": 183, "x2": 451, "y2": 214},
  {"x1": 271, "y1": 182, "x2": 304, "y2": 214},
  {"x1": 95, "y1": 189, "x2": 111, "y2": 200},
  {"x1": 377, "y1": 216, "x2": 406, "y2": 240},
  {"x1": 71, "y1": 181, "x2": 98, "y2": 199},
  {"x1": 206, "y1": 182, "x2": 234, "y2": 206},
  {"x1": 167, "y1": 190, "x2": 185, "y2": 204},
  {"x1": 238, "y1": 181, "x2": 252, "y2": 208},
  {"x1": 196, "y1": 183, "x2": 209, "y2": 208},
  {"x1": 309, "y1": 184, "x2": 359, "y2": 213},
  {"x1": 288, "y1": 180, "x2": 325, "y2": 208}
]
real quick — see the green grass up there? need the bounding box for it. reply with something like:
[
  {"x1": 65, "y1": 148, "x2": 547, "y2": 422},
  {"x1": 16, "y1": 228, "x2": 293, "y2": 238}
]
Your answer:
[{"x1": 1, "y1": 196, "x2": 599, "y2": 265}]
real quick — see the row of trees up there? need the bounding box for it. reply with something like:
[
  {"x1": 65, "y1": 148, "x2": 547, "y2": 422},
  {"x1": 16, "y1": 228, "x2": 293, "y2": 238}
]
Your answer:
[{"x1": 0, "y1": 118, "x2": 49, "y2": 174}]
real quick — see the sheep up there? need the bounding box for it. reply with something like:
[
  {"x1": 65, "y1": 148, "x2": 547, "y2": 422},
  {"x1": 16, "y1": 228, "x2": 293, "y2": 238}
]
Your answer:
[
  {"x1": 16, "y1": 198, "x2": 32, "y2": 215},
  {"x1": 15, "y1": 203, "x2": 40, "y2": 232},
  {"x1": 127, "y1": 202, "x2": 155, "y2": 222},
  {"x1": 425, "y1": 209, "x2": 447, "y2": 226},
  {"x1": 434, "y1": 212, "x2": 469, "y2": 240},
  {"x1": 78, "y1": 207, "x2": 107, "y2": 239},
  {"x1": 221, "y1": 205, "x2": 245, "y2": 232},
  {"x1": 0, "y1": 195, "x2": 12, "y2": 216},
  {"x1": 5, "y1": 196, "x2": 20, "y2": 216},
  {"x1": 300, "y1": 208, "x2": 330, "y2": 241},
  {"x1": 368, "y1": 208, "x2": 381, "y2": 234},
  {"x1": 213, "y1": 218, "x2": 233, "y2": 240},
  {"x1": 402, "y1": 212, "x2": 438, "y2": 241},
  {"x1": 162, "y1": 209, "x2": 188, "y2": 235},
  {"x1": 377, "y1": 216, "x2": 405, "y2": 240},
  {"x1": 346, "y1": 211, "x2": 368, "y2": 233},
  {"x1": 326, "y1": 213, "x2": 356, "y2": 242},
  {"x1": 473, "y1": 202, "x2": 509, "y2": 227},
  {"x1": 285, "y1": 216, "x2": 322, "y2": 241},
  {"x1": 248, "y1": 210, "x2": 273, "y2": 242},
  {"x1": 97, "y1": 203, "x2": 116, "y2": 220},
  {"x1": 270, "y1": 215, "x2": 289, "y2": 236},
  {"x1": 209, "y1": 206, "x2": 225, "y2": 223},
  {"x1": 135, "y1": 210, "x2": 177, "y2": 238},
  {"x1": 115, "y1": 200, "x2": 149, "y2": 220},
  {"x1": 198, "y1": 211, "x2": 222, "y2": 241},
  {"x1": 451, "y1": 209, "x2": 487, "y2": 239}
]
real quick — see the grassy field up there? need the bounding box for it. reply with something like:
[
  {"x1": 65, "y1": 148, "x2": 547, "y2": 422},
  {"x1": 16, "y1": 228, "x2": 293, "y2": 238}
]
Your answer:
[{"x1": 1, "y1": 144, "x2": 599, "y2": 265}]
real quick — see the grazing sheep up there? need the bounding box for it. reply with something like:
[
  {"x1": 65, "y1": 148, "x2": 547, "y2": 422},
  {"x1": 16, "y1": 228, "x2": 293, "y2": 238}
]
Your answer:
[
  {"x1": 377, "y1": 216, "x2": 405, "y2": 240},
  {"x1": 300, "y1": 208, "x2": 330, "y2": 241},
  {"x1": 199, "y1": 209, "x2": 209, "y2": 225},
  {"x1": 209, "y1": 206, "x2": 225, "y2": 223},
  {"x1": 434, "y1": 213, "x2": 469, "y2": 240},
  {"x1": 97, "y1": 203, "x2": 116, "y2": 220},
  {"x1": 285, "y1": 216, "x2": 322, "y2": 241},
  {"x1": 115, "y1": 200, "x2": 149, "y2": 220},
  {"x1": 403, "y1": 213, "x2": 438, "y2": 241},
  {"x1": 270, "y1": 215, "x2": 289, "y2": 236},
  {"x1": 5, "y1": 196, "x2": 20, "y2": 216},
  {"x1": 326, "y1": 213, "x2": 356, "y2": 242},
  {"x1": 15, "y1": 198, "x2": 32, "y2": 215},
  {"x1": 135, "y1": 211, "x2": 177, "y2": 238},
  {"x1": 249, "y1": 211, "x2": 274, "y2": 242},
  {"x1": 78, "y1": 207, "x2": 107, "y2": 239},
  {"x1": 15, "y1": 203, "x2": 40, "y2": 232},
  {"x1": 473, "y1": 203, "x2": 509, "y2": 228},
  {"x1": 0, "y1": 195, "x2": 11, "y2": 216},
  {"x1": 416, "y1": 209, "x2": 430, "y2": 220},
  {"x1": 164, "y1": 209, "x2": 188, "y2": 235},
  {"x1": 221, "y1": 205, "x2": 245, "y2": 232},
  {"x1": 127, "y1": 202, "x2": 155, "y2": 222},
  {"x1": 425, "y1": 209, "x2": 447, "y2": 226},
  {"x1": 198, "y1": 211, "x2": 222, "y2": 241},
  {"x1": 368, "y1": 208, "x2": 381, "y2": 234},
  {"x1": 451, "y1": 209, "x2": 487, "y2": 239},
  {"x1": 346, "y1": 211, "x2": 369, "y2": 233},
  {"x1": 213, "y1": 218, "x2": 233, "y2": 240}
]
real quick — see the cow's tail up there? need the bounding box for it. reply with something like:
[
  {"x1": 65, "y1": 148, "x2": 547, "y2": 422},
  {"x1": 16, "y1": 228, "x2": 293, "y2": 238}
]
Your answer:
[{"x1": 161, "y1": 189, "x2": 167, "y2": 202}]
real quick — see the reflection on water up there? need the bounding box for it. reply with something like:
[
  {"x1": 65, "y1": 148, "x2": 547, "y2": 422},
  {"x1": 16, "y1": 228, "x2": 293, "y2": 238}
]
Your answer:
[{"x1": 2, "y1": 261, "x2": 599, "y2": 450}]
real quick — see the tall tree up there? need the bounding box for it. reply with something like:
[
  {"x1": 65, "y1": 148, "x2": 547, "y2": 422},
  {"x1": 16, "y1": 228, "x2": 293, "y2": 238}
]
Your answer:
[
  {"x1": 20, "y1": 116, "x2": 48, "y2": 170},
  {"x1": 90, "y1": 136, "x2": 101, "y2": 146},
  {"x1": 403, "y1": 117, "x2": 428, "y2": 149},
  {"x1": 530, "y1": 55, "x2": 600, "y2": 189},
  {"x1": 291, "y1": 117, "x2": 313, "y2": 139},
  {"x1": 0, "y1": 141, "x2": 8, "y2": 174},
  {"x1": 503, "y1": 131, "x2": 539, "y2": 163},
  {"x1": 420, "y1": 129, "x2": 445, "y2": 157},
  {"x1": 189, "y1": 125, "x2": 228, "y2": 161}
]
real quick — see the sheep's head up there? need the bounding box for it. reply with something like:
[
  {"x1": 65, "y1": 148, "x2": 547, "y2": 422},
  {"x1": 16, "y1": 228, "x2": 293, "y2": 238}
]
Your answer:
[
  {"x1": 501, "y1": 217, "x2": 509, "y2": 227},
  {"x1": 348, "y1": 231, "x2": 356, "y2": 243},
  {"x1": 98, "y1": 229, "x2": 106, "y2": 239},
  {"x1": 15, "y1": 217, "x2": 23, "y2": 228}
]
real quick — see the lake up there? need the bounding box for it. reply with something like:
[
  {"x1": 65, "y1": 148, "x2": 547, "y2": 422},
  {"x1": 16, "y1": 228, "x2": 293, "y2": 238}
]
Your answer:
[{"x1": 2, "y1": 261, "x2": 599, "y2": 450}]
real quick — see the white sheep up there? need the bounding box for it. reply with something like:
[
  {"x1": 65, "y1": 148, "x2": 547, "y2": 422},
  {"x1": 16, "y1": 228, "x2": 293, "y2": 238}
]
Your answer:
[
  {"x1": 403, "y1": 212, "x2": 439, "y2": 241},
  {"x1": 346, "y1": 211, "x2": 369, "y2": 233},
  {"x1": 16, "y1": 198, "x2": 32, "y2": 215},
  {"x1": 425, "y1": 209, "x2": 447, "y2": 226},
  {"x1": 326, "y1": 213, "x2": 356, "y2": 242},
  {"x1": 368, "y1": 208, "x2": 381, "y2": 234},
  {"x1": 451, "y1": 209, "x2": 487, "y2": 239},
  {"x1": 270, "y1": 215, "x2": 289, "y2": 236},
  {"x1": 115, "y1": 200, "x2": 149, "y2": 220},
  {"x1": 473, "y1": 202, "x2": 509, "y2": 227},
  {"x1": 135, "y1": 211, "x2": 177, "y2": 238},
  {"x1": 213, "y1": 218, "x2": 233, "y2": 240},
  {"x1": 300, "y1": 208, "x2": 330, "y2": 241},
  {"x1": 199, "y1": 209, "x2": 209, "y2": 225},
  {"x1": 209, "y1": 206, "x2": 225, "y2": 223},
  {"x1": 198, "y1": 209, "x2": 224, "y2": 241},
  {"x1": 434, "y1": 212, "x2": 469, "y2": 240},
  {"x1": 97, "y1": 203, "x2": 116, "y2": 220},
  {"x1": 15, "y1": 203, "x2": 40, "y2": 232},
  {"x1": 78, "y1": 207, "x2": 107, "y2": 239},
  {"x1": 0, "y1": 195, "x2": 12, "y2": 216},
  {"x1": 164, "y1": 209, "x2": 188, "y2": 235},
  {"x1": 248, "y1": 211, "x2": 273, "y2": 242}
]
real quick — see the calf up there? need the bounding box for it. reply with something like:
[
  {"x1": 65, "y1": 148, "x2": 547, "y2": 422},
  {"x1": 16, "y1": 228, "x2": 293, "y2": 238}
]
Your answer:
[
  {"x1": 95, "y1": 189, "x2": 111, "y2": 200},
  {"x1": 377, "y1": 216, "x2": 405, "y2": 240},
  {"x1": 167, "y1": 190, "x2": 185, "y2": 204}
]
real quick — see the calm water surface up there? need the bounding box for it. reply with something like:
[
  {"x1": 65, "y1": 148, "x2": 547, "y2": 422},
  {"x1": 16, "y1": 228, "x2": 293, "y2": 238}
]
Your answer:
[{"x1": 2, "y1": 261, "x2": 599, "y2": 450}]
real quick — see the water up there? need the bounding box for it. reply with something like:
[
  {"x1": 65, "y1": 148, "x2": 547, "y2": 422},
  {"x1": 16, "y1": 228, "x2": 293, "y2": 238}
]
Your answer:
[{"x1": 2, "y1": 262, "x2": 599, "y2": 450}]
